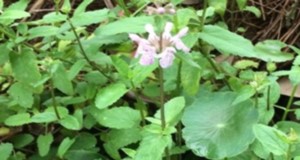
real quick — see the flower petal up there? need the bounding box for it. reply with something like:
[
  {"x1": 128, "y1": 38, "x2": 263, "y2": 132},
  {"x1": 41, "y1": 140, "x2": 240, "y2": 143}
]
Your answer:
[
  {"x1": 173, "y1": 39, "x2": 190, "y2": 53},
  {"x1": 159, "y1": 47, "x2": 176, "y2": 68},
  {"x1": 145, "y1": 24, "x2": 159, "y2": 42},
  {"x1": 129, "y1": 34, "x2": 142, "y2": 43}
]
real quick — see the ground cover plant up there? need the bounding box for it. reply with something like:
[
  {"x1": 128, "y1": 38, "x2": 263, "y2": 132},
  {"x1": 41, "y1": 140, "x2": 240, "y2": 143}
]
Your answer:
[{"x1": 1, "y1": 0, "x2": 300, "y2": 159}]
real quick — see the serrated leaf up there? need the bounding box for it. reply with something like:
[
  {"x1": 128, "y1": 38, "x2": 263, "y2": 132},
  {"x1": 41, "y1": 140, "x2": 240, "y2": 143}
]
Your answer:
[
  {"x1": 181, "y1": 61, "x2": 201, "y2": 95},
  {"x1": 134, "y1": 134, "x2": 170, "y2": 160},
  {"x1": 74, "y1": 0, "x2": 93, "y2": 15},
  {"x1": 8, "y1": 82, "x2": 33, "y2": 108},
  {"x1": 52, "y1": 62, "x2": 74, "y2": 95},
  {"x1": 37, "y1": 134, "x2": 54, "y2": 157},
  {"x1": 254, "y1": 40, "x2": 293, "y2": 62},
  {"x1": 0, "y1": 10, "x2": 30, "y2": 20},
  {"x1": 199, "y1": 25, "x2": 256, "y2": 58},
  {"x1": 10, "y1": 49, "x2": 41, "y2": 85},
  {"x1": 57, "y1": 137, "x2": 75, "y2": 159},
  {"x1": 289, "y1": 66, "x2": 300, "y2": 86},
  {"x1": 10, "y1": 134, "x2": 34, "y2": 148},
  {"x1": 67, "y1": 59, "x2": 86, "y2": 80},
  {"x1": 28, "y1": 26, "x2": 59, "y2": 39},
  {"x1": 0, "y1": 143, "x2": 13, "y2": 160},
  {"x1": 155, "y1": 97, "x2": 185, "y2": 126},
  {"x1": 95, "y1": 83, "x2": 128, "y2": 109},
  {"x1": 253, "y1": 124, "x2": 289, "y2": 156},
  {"x1": 5, "y1": 113, "x2": 31, "y2": 126},
  {"x1": 93, "y1": 107, "x2": 141, "y2": 129},
  {"x1": 208, "y1": 0, "x2": 227, "y2": 16},
  {"x1": 95, "y1": 16, "x2": 154, "y2": 36},
  {"x1": 59, "y1": 115, "x2": 81, "y2": 130},
  {"x1": 103, "y1": 128, "x2": 142, "y2": 159}
]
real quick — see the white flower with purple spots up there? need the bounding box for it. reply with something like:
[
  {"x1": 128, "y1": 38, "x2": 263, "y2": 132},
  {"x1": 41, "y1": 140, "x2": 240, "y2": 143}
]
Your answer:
[{"x1": 129, "y1": 22, "x2": 190, "y2": 68}]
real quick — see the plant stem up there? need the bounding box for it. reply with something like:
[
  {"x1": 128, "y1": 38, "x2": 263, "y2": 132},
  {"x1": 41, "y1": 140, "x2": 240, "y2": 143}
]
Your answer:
[
  {"x1": 200, "y1": 0, "x2": 208, "y2": 31},
  {"x1": 267, "y1": 86, "x2": 271, "y2": 110},
  {"x1": 159, "y1": 66, "x2": 166, "y2": 129},
  {"x1": 282, "y1": 85, "x2": 298, "y2": 120},
  {"x1": 286, "y1": 144, "x2": 292, "y2": 160},
  {"x1": 130, "y1": 81, "x2": 146, "y2": 126},
  {"x1": 66, "y1": 18, "x2": 111, "y2": 80},
  {"x1": 50, "y1": 80, "x2": 61, "y2": 119},
  {"x1": 116, "y1": 0, "x2": 131, "y2": 16}
]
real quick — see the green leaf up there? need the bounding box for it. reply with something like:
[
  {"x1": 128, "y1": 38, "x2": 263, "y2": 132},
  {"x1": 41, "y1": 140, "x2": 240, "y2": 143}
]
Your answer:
[
  {"x1": 57, "y1": 137, "x2": 75, "y2": 159},
  {"x1": 131, "y1": 63, "x2": 158, "y2": 86},
  {"x1": 236, "y1": 0, "x2": 247, "y2": 9},
  {"x1": 0, "y1": 10, "x2": 30, "y2": 20},
  {"x1": 37, "y1": 134, "x2": 54, "y2": 157},
  {"x1": 234, "y1": 59, "x2": 259, "y2": 69},
  {"x1": 59, "y1": 115, "x2": 82, "y2": 130},
  {"x1": 243, "y1": 6, "x2": 261, "y2": 18},
  {"x1": 208, "y1": 0, "x2": 227, "y2": 16},
  {"x1": 199, "y1": 25, "x2": 256, "y2": 58},
  {"x1": 0, "y1": 143, "x2": 13, "y2": 160},
  {"x1": 0, "y1": 44, "x2": 9, "y2": 66},
  {"x1": 181, "y1": 61, "x2": 201, "y2": 95},
  {"x1": 134, "y1": 134, "x2": 170, "y2": 160},
  {"x1": 8, "y1": 82, "x2": 33, "y2": 108},
  {"x1": 67, "y1": 59, "x2": 86, "y2": 80},
  {"x1": 5, "y1": 113, "x2": 31, "y2": 126},
  {"x1": 28, "y1": 26, "x2": 59, "y2": 39},
  {"x1": 10, "y1": 134, "x2": 34, "y2": 148},
  {"x1": 95, "y1": 16, "x2": 154, "y2": 36},
  {"x1": 70, "y1": 9, "x2": 109, "y2": 28},
  {"x1": 253, "y1": 124, "x2": 289, "y2": 156},
  {"x1": 95, "y1": 83, "x2": 128, "y2": 109},
  {"x1": 289, "y1": 66, "x2": 300, "y2": 86},
  {"x1": 52, "y1": 62, "x2": 74, "y2": 95},
  {"x1": 254, "y1": 40, "x2": 293, "y2": 62},
  {"x1": 176, "y1": 8, "x2": 197, "y2": 28},
  {"x1": 93, "y1": 107, "x2": 141, "y2": 129},
  {"x1": 31, "y1": 107, "x2": 69, "y2": 123},
  {"x1": 10, "y1": 49, "x2": 41, "y2": 85},
  {"x1": 70, "y1": 132, "x2": 97, "y2": 150},
  {"x1": 74, "y1": 0, "x2": 93, "y2": 15},
  {"x1": 64, "y1": 150, "x2": 101, "y2": 160},
  {"x1": 103, "y1": 128, "x2": 142, "y2": 159},
  {"x1": 155, "y1": 97, "x2": 185, "y2": 126},
  {"x1": 182, "y1": 90, "x2": 258, "y2": 159}
]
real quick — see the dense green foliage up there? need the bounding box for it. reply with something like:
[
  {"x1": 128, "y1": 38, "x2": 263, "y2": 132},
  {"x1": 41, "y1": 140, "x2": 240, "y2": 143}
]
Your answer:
[{"x1": 1, "y1": 0, "x2": 300, "y2": 160}]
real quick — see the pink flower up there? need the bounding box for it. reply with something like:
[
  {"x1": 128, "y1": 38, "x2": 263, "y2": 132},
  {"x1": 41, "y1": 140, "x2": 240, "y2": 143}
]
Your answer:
[{"x1": 129, "y1": 22, "x2": 190, "y2": 68}]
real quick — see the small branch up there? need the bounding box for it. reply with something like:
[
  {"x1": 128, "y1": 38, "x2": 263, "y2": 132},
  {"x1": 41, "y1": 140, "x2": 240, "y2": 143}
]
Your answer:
[
  {"x1": 66, "y1": 18, "x2": 111, "y2": 80},
  {"x1": 104, "y1": 0, "x2": 114, "y2": 9}
]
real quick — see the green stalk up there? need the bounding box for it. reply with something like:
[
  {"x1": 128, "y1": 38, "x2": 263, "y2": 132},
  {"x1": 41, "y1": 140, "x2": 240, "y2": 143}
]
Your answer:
[
  {"x1": 67, "y1": 18, "x2": 111, "y2": 80},
  {"x1": 200, "y1": 0, "x2": 208, "y2": 31},
  {"x1": 116, "y1": 0, "x2": 131, "y2": 16},
  {"x1": 130, "y1": 81, "x2": 146, "y2": 126},
  {"x1": 159, "y1": 66, "x2": 167, "y2": 129},
  {"x1": 50, "y1": 80, "x2": 61, "y2": 119},
  {"x1": 267, "y1": 86, "x2": 271, "y2": 110},
  {"x1": 282, "y1": 85, "x2": 298, "y2": 120},
  {"x1": 286, "y1": 144, "x2": 292, "y2": 160}
]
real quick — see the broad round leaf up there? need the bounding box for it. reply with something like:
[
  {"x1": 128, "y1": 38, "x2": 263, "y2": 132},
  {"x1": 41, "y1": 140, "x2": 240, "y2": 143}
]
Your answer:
[{"x1": 182, "y1": 91, "x2": 258, "y2": 159}]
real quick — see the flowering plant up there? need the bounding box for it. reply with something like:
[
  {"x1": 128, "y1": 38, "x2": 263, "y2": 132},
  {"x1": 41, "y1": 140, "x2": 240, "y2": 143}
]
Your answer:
[{"x1": 129, "y1": 22, "x2": 190, "y2": 68}]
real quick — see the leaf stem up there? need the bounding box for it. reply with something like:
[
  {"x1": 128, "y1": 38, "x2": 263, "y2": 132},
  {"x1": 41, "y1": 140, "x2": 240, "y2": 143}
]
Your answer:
[
  {"x1": 282, "y1": 85, "x2": 298, "y2": 120},
  {"x1": 66, "y1": 18, "x2": 111, "y2": 80}
]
